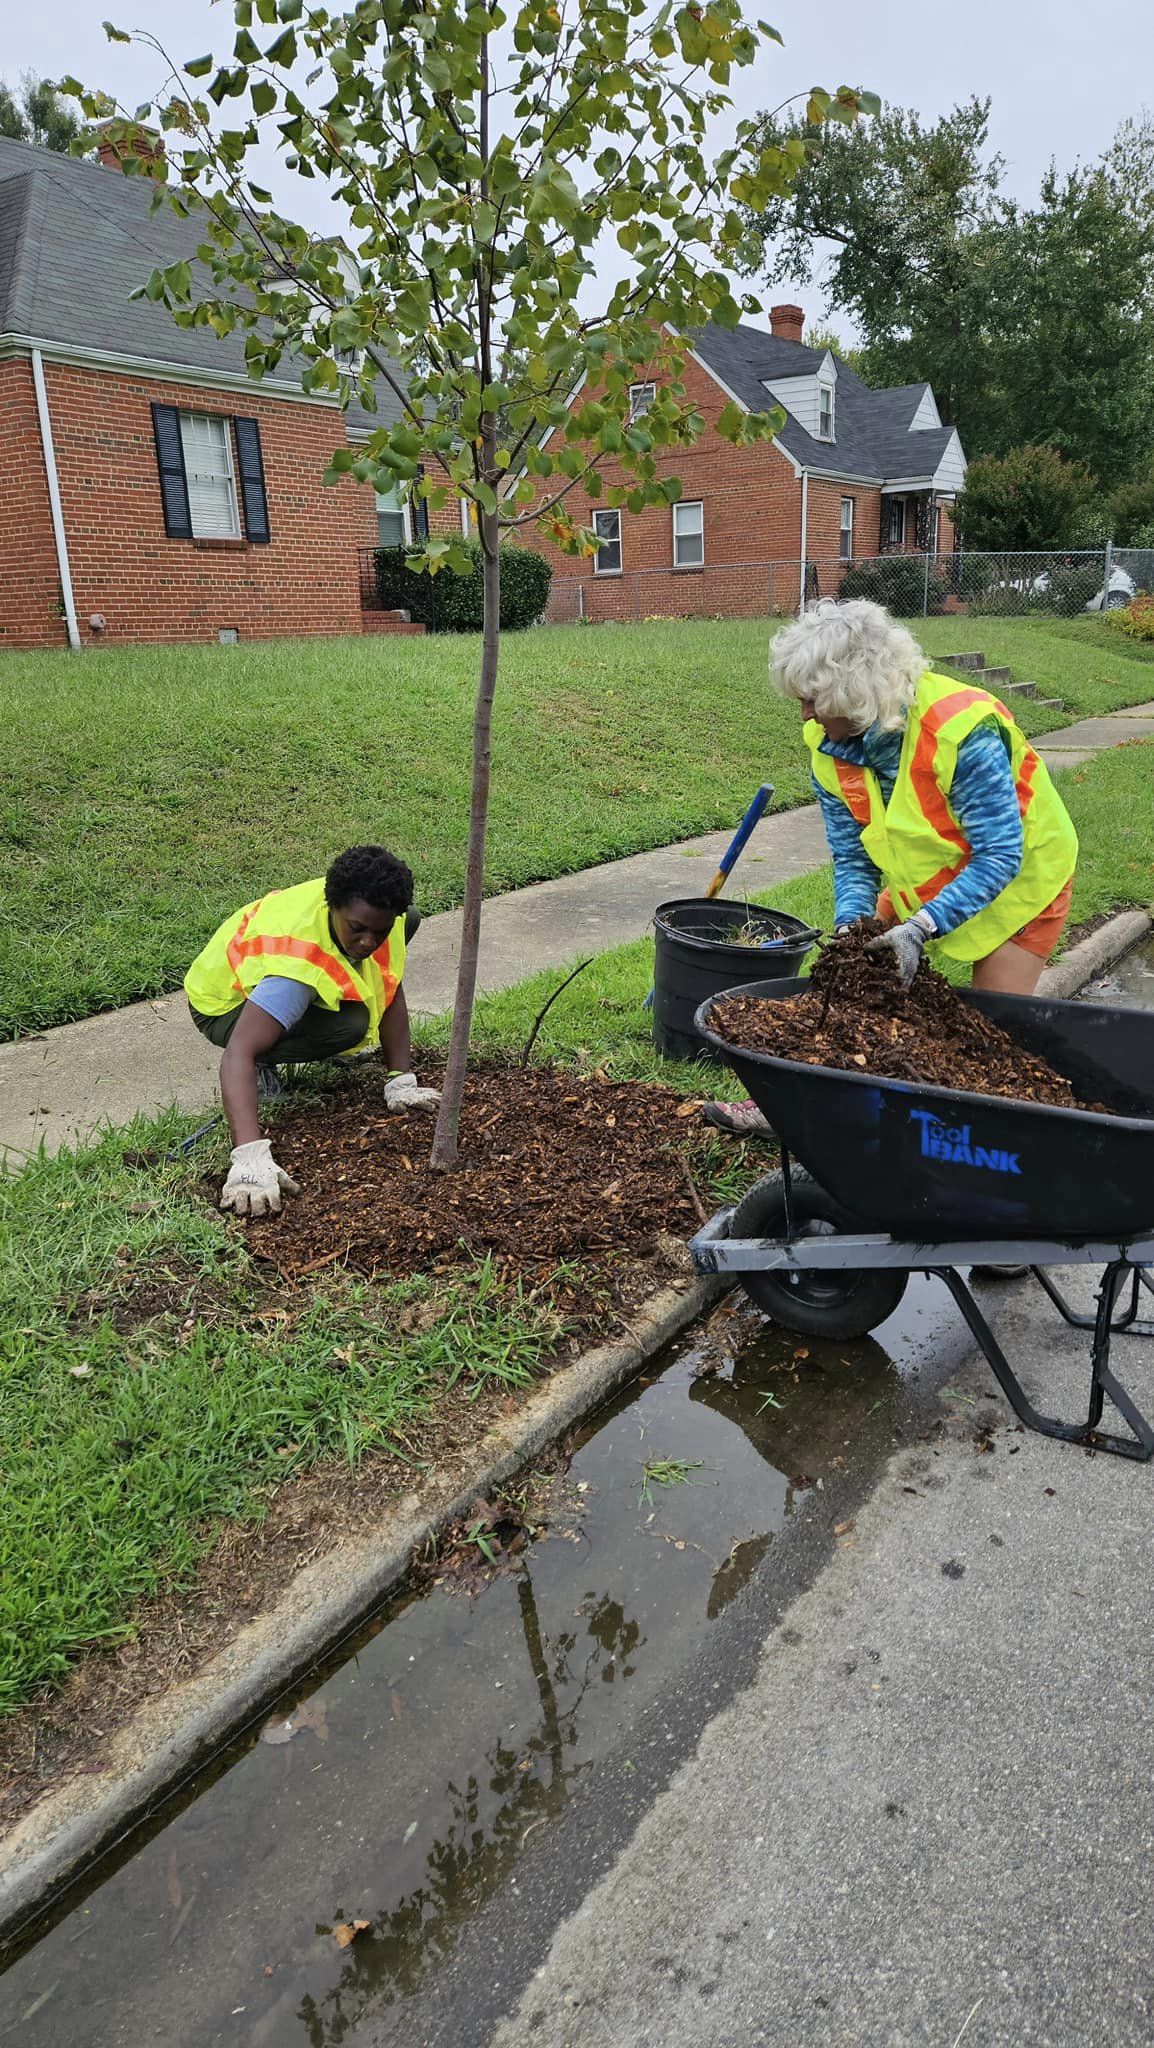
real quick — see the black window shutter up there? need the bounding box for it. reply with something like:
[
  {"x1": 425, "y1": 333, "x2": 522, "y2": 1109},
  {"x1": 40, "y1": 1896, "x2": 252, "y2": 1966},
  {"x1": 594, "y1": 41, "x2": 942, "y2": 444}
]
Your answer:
[
  {"x1": 151, "y1": 403, "x2": 192, "y2": 540},
  {"x1": 413, "y1": 465, "x2": 430, "y2": 541},
  {"x1": 233, "y1": 417, "x2": 271, "y2": 543}
]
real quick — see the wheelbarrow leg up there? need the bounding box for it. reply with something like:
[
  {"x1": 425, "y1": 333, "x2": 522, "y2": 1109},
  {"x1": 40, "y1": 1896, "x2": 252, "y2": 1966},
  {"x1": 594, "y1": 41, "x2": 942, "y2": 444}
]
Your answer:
[
  {"x1": 934, "y1": 1265, "x2": 1154, "y2": 1461},
  {"x1": 1087, "y1": 1262, "x2": 1154, "y2": 1455}
]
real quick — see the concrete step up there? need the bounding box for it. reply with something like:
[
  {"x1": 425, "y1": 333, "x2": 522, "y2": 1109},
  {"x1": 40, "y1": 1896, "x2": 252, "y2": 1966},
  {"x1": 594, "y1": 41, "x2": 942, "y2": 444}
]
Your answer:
[
  {"x1": 980, "y1": 665, "x2": 1013, "y2": 685},
  {"x1": 1034, "y1": 697, "x2": 1064, "y2": 710},
  {"x1": 1001, "y1": 680, "x2": 1037, "y2": 698},
  {"x1": 942, "y1": 652, "x2": 986, "y2": 670}
]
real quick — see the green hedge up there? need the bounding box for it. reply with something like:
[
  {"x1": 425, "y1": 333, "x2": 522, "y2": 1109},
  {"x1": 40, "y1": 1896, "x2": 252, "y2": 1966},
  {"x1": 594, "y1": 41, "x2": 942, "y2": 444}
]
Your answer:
[
  {"x1": 838, "y1": 556, "x2": 949, "y2": 616},
  {"x1": 373, "y1": 540, "x2": 553, "y2": 633}
]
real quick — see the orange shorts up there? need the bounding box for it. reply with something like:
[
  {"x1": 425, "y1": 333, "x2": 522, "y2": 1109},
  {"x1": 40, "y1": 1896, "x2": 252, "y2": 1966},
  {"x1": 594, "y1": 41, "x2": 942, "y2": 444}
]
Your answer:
[{"x1": 877, "y1": 877, "x2": 1075, "y2": 959}]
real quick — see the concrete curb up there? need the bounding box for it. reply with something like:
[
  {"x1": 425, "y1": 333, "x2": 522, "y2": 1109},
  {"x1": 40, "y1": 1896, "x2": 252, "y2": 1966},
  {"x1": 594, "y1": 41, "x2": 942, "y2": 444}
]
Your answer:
[
  {"x1": 1037, "y1": 907, "x2": 1151, "y2": 1001},
  {"x1": 0, "y1": 1274, "x2": 722, "y2": 1943}
]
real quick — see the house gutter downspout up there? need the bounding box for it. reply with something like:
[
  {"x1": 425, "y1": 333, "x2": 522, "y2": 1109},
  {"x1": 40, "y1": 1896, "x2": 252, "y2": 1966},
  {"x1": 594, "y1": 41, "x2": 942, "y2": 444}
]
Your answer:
[
  {"x1": 798, "y1": 469, "x2": 809, "y2": 613},
  {"x1": 31, "y1": 348, "x2": 81, "y2": 652}
]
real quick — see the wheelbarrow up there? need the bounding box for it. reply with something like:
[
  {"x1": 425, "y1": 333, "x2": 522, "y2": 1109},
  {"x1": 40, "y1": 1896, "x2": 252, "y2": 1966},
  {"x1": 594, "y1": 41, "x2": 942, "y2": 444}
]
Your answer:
[{"x1": 688, "y1": 978, "x2": 1154, "y2": 1462}]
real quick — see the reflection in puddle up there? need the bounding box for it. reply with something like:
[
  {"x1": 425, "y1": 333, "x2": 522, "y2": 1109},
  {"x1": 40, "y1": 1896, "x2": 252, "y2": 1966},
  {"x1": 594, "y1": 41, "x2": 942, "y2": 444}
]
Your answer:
[
  {"x1": 1078, "y1": 936, "x2": 1154, "y2": 1011},
  {"x1": 1, "y1": 1282, "x2": 956, "y2": 2046}
]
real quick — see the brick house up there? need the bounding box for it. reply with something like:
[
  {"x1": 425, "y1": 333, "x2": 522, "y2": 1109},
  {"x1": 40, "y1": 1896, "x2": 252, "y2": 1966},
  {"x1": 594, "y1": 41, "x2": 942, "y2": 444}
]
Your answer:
[
  {"x1": 0, "y1": 132, "x2": 431, "y2": 651},
  {"x1": 533, "y1": 305, "x2": 967, "y2": 622}
]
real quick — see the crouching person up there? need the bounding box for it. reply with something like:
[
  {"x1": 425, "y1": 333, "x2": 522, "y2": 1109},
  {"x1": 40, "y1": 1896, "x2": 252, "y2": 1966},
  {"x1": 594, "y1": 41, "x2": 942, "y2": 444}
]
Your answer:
[{"x1": 185, "y1": 844, "x2": 440, "y2": 1215}]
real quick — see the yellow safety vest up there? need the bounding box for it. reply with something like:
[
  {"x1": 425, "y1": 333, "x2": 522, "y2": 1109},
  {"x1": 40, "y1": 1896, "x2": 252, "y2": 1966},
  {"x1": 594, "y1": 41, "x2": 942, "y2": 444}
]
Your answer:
[
  {"x1": 805, "y1": 672, "x2": 1078, "y2": 963},
  {"x1": 184, "y1": 877, "x2": 406, "y2": 1052}
]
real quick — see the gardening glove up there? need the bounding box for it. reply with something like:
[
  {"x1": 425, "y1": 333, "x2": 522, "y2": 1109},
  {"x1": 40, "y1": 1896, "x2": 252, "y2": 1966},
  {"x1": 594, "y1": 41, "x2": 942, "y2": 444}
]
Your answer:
[
  {"x1": 867, "y1": 911, "x2": 935, "y2": 989},
  {"x1": 384, "y1": 1070, "x2": 442, "y2": 1112},
  {"x1": 220, "y1": 1139, "x2": 301, "y2": 1218}
]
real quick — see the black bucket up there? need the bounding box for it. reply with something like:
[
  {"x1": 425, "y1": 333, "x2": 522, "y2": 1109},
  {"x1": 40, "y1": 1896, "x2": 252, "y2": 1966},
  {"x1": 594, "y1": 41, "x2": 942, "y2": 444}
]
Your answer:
[{"x1": 651, "y1": 898, "x2": 818, "y2": 1064}]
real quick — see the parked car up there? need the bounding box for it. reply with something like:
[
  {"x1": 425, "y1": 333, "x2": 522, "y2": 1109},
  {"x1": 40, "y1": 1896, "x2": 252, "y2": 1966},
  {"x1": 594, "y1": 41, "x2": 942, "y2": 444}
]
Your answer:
[{"x1": 1033, "y1": 565, "x2": 1136, "y2": 612}]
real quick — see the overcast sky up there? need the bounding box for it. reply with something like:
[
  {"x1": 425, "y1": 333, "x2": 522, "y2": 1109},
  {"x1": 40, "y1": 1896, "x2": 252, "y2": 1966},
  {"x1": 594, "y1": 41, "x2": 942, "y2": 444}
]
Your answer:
[{"x1": 8, "y1": 0, "x2": 1153, "y2": 329}]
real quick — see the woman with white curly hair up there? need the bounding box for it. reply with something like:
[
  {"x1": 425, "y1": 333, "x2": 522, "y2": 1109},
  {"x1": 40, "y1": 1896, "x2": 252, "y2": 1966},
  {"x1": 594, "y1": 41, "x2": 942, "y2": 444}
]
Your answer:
[{"x1": 705, "y1": 598, "x2": 1078, "y2": 1139}]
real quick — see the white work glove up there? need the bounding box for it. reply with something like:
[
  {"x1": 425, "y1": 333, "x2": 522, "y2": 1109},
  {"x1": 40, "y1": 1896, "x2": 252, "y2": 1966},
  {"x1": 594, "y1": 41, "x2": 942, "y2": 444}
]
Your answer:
[
  {"x1": 383, "y1": 1070, "x2": 442, "y2": 1112},
  {"x1": 867, "y1": 911, "x2": 935, "y2": 989},
  {"x1": 220, "y1": 1139, "x2": 301, "y2": 1217}
]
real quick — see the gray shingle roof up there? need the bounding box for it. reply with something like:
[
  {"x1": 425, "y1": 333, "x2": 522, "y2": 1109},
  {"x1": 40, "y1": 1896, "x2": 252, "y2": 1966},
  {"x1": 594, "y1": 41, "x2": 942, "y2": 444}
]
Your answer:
[
  {"x1": 691, "y1": 322, "x2": 960, "y2": 486},
  {"x1": 0, "y1": 134, "x2": 402, "y2": 435}
]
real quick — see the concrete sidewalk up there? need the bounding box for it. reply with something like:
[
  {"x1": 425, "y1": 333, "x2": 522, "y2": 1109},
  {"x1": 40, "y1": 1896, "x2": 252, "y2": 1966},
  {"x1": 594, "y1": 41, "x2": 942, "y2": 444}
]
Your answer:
[
  {"x1": 492, "y1": 1265, "x2": 1154, "y2": 2048},
  {"x1": 0, "y1": 806, "x2": 829, "y2": 1162}
]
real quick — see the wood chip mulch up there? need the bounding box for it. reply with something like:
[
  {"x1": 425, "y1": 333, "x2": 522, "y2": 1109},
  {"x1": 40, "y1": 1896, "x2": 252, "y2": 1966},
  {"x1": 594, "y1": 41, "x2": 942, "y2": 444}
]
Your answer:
[
  {"x1": 243, "y1": 1060, "x2": 712, "y2": 1278},
  {"x1": 710, "y1": 925, "x2": 1094, "y2": 1110}
]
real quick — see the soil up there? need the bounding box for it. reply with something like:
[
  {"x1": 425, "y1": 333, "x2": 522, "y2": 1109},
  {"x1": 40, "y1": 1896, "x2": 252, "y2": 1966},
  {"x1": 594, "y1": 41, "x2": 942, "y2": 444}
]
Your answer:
[
  {"x1": 243, "y1": 1059, "x2": 713, "y2": 1279},
  {"x1": 709, "y1": 925, "x2": 1095, "y2": 1110}
]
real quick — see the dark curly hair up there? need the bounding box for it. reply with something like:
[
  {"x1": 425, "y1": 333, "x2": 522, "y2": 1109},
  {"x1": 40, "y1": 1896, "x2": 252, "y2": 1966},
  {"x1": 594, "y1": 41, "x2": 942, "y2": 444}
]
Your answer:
[{"x1": 325, "y1": 844, "x2": 414, "y2": 916}]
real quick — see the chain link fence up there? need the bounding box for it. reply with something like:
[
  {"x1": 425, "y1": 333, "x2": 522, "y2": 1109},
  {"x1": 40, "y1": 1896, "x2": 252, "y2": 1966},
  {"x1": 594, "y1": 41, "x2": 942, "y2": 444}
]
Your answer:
[{"x1": 545, "y1": 548, "x2": 1154, "y2": 625}]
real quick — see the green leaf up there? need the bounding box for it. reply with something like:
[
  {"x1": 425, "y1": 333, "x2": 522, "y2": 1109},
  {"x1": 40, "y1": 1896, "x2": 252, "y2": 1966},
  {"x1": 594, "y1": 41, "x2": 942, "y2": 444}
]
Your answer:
[
  {"x1": 474, "y1": 201, "x2": 497, "y2": 243},
  {"x1": 234, "y1": 27, "x2": 262, "y2": 62},
  {"x1": 251, "y1": 80, "x2": 276, "y2": 115},
  {"x1": 102, "y1": 20, "x2": 131, "y2": 42},
  {"x1": 265, "y1": 27, "x2": 297, "y2": 64},
  {"x1": 185, "y1": 54, "x2": 213, "y2": 77},
  {"x1": 327, "y1": 446, "x2": 355, "y2": 472}
]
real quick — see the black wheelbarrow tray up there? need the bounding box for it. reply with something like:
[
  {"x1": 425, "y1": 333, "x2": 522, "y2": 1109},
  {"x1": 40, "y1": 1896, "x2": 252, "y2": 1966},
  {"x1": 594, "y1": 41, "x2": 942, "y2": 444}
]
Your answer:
[{"x1": 689, "y1": 977, "x2": 1154, "y2": 1461}]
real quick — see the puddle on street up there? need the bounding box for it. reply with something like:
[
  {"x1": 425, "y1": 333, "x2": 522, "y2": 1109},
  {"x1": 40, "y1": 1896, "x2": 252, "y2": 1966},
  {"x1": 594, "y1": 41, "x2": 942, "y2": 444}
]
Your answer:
[
  {"x1": 1078, "y1": 936, "x2": 1154, "y2": 1011},
  {"x1": 0, "y1": 1281, "x2": 963, "y2": 2047}
]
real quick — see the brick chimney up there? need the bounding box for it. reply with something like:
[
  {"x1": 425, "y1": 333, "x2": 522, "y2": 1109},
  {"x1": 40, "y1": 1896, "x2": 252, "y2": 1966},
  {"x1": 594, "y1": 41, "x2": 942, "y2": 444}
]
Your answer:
[
  {"x1": 769, "y1": 304, "x2": 805, "y2": 345},
  {"x1": 95, "y1": 122, "x2": 166, "y2": 173}
]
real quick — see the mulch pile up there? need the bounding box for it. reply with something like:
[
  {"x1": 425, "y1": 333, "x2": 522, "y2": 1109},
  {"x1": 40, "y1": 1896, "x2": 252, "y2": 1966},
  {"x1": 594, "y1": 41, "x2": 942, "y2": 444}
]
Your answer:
[
  {"x1": 244, "y1": 1061, "x2": 709, "y2": 1278},
  {"x1": 710, "y1": 924, "x2": 1092, "y2": 1110}
]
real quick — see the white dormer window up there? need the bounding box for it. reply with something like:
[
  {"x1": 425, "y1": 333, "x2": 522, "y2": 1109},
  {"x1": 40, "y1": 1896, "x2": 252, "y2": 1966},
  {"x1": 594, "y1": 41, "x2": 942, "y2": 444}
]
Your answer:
[
  {"x1": 629, "y1": 383, "x2": 655, "y2": 418},
  {"x1": 818, "y1": 385, "x2": 835, "y2": 441}
]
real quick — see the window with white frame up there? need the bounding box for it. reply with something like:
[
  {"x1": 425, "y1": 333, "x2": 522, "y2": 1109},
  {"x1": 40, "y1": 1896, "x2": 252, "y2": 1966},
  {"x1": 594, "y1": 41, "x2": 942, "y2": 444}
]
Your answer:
[
  {"x1": 629, "y1": 382, "x2": 655, "y2": 418},
  {"x1": 672, "y1": 499, "x2": 704, "y2": 569},
  {"x1": 592, "y1": 508, "x2": 622, "y2": 574},
  {"x1": 180, "y1": 412, "x2": 240, "y2": 539},
  {"x1": 818, "y1": 384, "x2": 835, "y2": 441},
  {"x1": 882, "y1": 497, "x2": 905, "y2": 549},
  {"x1": 839, "y1": 496, "x2": 854, "y2": 560},
  {"x1": 376, "y1": 483, "x2": 410, "y2": 549}
]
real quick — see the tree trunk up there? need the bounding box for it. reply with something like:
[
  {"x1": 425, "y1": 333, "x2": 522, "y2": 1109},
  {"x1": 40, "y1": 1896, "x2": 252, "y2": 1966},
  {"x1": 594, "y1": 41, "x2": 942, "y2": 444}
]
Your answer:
[{"x1": 429, "y1": 502, "x2": 500, "y2": 1168}]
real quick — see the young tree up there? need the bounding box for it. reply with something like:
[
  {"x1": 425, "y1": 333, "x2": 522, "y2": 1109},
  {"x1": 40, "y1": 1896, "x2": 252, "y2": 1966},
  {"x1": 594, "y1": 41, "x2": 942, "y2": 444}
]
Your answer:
[{"x1": 69, "y1": 5, "x2": 873, "y2": 1165}]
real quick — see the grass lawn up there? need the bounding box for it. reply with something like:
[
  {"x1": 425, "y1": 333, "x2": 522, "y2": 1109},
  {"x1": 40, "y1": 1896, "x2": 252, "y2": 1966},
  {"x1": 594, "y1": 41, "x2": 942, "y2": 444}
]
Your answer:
[
  {"x1": 4, "y1": 614, "x2": 1154, "y2": 1038},
  {"x1": 3, "y1": 740, "x2": 1151, "y2": 1722}
]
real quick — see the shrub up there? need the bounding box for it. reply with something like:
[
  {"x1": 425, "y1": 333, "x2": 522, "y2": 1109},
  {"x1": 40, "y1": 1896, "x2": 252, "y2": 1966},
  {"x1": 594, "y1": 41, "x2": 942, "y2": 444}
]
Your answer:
[
  {"x1": 1105, "y1": 595, "x2": 1154, "y2": 641},
  {"x1": 837, "y1": 556, "x2": 948, "y2": 615},
  {"x1": 373, "y1": 541, "x2": 552, "y2": 633},
  {"x1": 1038, "y1": 563, "x2": 1105, "y2": 616},
  {"x1": 953, "y1": 444, "x2": 1099, "y2": 551},
  {"x1": 1110, "y1": 478, "x2": 1154, "y2": 546}
]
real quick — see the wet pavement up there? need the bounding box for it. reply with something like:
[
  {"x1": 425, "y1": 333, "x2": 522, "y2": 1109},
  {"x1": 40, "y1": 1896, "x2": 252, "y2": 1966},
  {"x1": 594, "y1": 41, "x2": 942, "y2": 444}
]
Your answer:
[
  {"x1": 1077, "y1": 935, "x2": 1154, "y2": 1010},
  {"x1": 0, "y1": 1282, "x2": 977, "y2": 2046}
]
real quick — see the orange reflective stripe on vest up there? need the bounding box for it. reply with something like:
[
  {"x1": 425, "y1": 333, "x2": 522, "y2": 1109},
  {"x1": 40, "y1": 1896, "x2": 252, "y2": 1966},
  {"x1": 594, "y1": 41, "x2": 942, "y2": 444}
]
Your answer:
[
  {"x1": 907, "y1": 688, "x2": 988, "y2": 853},
  {"x1": 227, "y1": 931, "x2": 361, "y2": 1005},
  {"x1": 832, "y1": 758, "x2": 872, "y2": 825}
]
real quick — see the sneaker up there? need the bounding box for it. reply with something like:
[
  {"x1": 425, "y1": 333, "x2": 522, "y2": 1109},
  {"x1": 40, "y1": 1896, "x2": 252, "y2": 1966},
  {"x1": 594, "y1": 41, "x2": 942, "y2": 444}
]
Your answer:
[
  {"x1": 255, "y1": 1063, "x2": 284, "y2": 1101},
  {"x1": 701, "y1": 1099, "x2": 773, "y2": 1138},
  {"x1": 970, "y1": 1264, "x2": 1029, "y2": 1281}
]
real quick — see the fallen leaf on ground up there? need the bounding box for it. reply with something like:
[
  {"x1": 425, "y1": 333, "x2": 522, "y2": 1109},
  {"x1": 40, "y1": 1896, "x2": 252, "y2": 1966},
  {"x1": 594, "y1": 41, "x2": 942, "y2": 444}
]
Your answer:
[
  {"x1": 332, "y1": 1920, "x2": 371, "y2": 1950},
  {"x1": 834, "y1": 1519, "x2": 855, "y2": 1538},
  {"x1": 259, "y1": 1697, "x2": 329, "y2": 1745},
  {"x1": 674, "y1": 1099, "x2": 705, "y2": 1118},
  {"x1": 68, "y1": 1365, "x2": 93, "y2": 1380}
]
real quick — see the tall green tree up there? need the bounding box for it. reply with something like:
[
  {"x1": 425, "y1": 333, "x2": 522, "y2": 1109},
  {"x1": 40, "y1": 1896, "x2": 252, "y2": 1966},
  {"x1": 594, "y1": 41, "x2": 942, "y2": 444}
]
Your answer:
[
  {"x1": 0, "y1": 72, "x2": 83, "y2": 151},
  {"x1": 69, "y1": 7, "x2": 873, "y2": 1165},
  {"x1": 740, "y1": 97, "x2": 1154, "y2": 487},
  {"x1": 739, "y1": 97, "x2": 1002, "y2": 432}
]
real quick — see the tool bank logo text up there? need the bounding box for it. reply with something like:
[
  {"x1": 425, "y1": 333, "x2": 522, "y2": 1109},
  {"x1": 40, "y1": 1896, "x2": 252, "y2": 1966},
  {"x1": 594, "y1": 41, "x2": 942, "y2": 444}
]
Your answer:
[{"x1": 908, "y1": 1110, "x2": 1022, "y2": 1176}]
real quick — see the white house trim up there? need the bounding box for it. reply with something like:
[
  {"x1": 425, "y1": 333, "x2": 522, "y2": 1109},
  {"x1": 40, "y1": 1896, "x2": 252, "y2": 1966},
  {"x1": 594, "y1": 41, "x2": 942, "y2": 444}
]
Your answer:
[
  {"x1": 909, "y1": 385, "x2": 942, "y2": 431},
  {"x1": 0, "y1": 332, "x2": 342, "y2": 406}
]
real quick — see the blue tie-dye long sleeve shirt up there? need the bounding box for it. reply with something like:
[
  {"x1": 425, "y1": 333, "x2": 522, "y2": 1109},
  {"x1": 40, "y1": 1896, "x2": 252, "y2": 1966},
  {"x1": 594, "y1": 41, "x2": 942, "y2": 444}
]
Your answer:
[{"x1": 813, "y1": 718, "x2": 1024, "y2": 937}]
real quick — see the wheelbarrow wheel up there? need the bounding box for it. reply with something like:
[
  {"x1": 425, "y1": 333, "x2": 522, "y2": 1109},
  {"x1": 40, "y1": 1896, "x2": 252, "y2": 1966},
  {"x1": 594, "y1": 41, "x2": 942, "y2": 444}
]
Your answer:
[{"x1": 730, "y1": 1167, "x2": 908, "y2": 1341}]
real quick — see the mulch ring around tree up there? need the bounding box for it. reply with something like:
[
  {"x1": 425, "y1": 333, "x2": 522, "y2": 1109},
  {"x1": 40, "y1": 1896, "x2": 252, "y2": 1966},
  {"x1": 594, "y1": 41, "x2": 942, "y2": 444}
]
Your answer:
[
  {"x1": 240, "y1": 1060, "x2": 717, "y2": 1279},
  {"x1": 709, "y1": 924, "x2": 1096, "y2": 1111}
]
